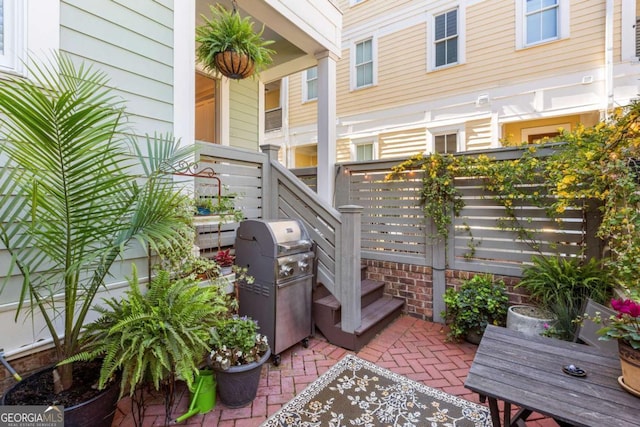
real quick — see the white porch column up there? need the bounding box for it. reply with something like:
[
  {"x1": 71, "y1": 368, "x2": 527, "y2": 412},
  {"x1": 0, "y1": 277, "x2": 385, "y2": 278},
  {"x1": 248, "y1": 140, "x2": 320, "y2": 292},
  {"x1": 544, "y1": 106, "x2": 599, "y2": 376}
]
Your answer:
[
  {"x1": 316, "y1": 51, "x2": 338, "y2": 205},
  {"x1": 173, "y1": 0, "x2": 195, "y2": 150}
]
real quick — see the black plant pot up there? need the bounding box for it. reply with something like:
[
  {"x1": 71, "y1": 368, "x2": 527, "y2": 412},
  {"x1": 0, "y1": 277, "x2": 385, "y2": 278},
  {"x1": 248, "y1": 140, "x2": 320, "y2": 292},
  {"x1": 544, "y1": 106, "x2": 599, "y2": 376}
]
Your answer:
[
  {"x1": 1, "y1": 363, "x2": 119, "y2": 427},
  {"x1": 212, "y1": 348, "x2": 270, "y2": 408}
]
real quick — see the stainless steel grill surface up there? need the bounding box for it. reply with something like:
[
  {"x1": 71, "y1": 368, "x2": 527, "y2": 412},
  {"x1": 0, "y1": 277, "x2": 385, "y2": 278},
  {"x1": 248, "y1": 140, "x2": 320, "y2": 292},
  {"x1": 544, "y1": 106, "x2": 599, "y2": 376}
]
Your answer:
[{"x1": 235, "y1": 219, "x2": 314, "y2": 365}]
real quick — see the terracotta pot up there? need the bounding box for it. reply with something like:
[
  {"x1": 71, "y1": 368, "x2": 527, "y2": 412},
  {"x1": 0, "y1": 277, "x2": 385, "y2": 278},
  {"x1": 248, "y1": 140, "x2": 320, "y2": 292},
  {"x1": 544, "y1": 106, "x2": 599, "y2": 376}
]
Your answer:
[
  {"x1": 618, "y1": 340, "x2": 640, "y2": 394},
  {"x1": 212, "y1": 347, "x2": 270, "y2": 408},
  {"x1": 213, "y1": 51, "x2": 255, "y2": 80}
]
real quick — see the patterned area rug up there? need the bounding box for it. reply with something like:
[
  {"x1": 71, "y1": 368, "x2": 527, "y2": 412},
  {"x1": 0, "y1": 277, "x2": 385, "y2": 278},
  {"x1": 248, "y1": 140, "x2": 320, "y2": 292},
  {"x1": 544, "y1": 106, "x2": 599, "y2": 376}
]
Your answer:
[{"x1": 262, "y1": 354, "x2": 491, "y2": 427}]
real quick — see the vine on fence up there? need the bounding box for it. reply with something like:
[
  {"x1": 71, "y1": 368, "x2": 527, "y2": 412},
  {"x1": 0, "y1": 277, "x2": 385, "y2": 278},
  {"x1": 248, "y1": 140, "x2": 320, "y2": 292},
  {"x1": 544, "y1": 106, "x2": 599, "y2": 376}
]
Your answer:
[{"x1": 386, "y1": 100, "x2": 640, "y2": 292}]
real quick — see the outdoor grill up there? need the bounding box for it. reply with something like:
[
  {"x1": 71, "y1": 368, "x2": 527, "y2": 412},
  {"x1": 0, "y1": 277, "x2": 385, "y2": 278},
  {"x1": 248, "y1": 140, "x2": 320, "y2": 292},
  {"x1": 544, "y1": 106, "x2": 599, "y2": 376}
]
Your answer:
[{"x1": 235, "y1": 219, "x2": 315, "y2": 365}]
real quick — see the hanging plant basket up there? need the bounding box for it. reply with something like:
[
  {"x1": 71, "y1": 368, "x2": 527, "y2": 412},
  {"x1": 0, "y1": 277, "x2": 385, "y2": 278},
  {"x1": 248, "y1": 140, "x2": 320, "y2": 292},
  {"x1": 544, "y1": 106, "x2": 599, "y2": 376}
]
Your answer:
[
  {"x1": 196, "y1": 4, "x2": 275, "y2": 81},
  {"x1": 214, "y1": 50, "x2": 255, "y2": 80}
]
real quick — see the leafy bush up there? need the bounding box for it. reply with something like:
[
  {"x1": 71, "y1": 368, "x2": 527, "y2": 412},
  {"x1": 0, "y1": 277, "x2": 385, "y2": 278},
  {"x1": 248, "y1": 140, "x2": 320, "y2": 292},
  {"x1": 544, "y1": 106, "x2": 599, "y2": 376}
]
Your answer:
[
  {"x1": 66, "y1": 265, "x2": 228, "y2": 425},
  {"x1": 517, "y1": 256, "x2": 613, "y2": 341},
  {"x1": 442, "y1": 274, "x2": 509, "y2": 342},
  {"x1": 209, "y1": 315, "x2": 269, "y2": 370}
]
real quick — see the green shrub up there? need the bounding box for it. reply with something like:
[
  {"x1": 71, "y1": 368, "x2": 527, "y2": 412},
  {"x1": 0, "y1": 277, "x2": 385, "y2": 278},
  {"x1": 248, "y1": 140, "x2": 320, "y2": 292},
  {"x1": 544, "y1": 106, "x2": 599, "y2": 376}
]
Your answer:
[
  {"x1": 442, "y1": 274, "x2": 509, "y2": 342},
  {"x1": 517, "y1": 256, "x2": 613, "y2": 341}
]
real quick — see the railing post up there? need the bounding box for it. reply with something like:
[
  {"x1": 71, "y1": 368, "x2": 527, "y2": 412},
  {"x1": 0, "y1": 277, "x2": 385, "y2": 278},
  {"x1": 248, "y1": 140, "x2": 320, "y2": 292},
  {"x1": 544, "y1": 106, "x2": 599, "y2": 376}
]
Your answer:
[
  {"x1": 334, "y1": 164, "x2": 351, "y2": 207},
  {"x1": 431, "y1": 211, "x2": 451, "y2": 324},
  {"x1": 260, "y1": 144, "x2": 280, "y2": 219},
  {"x1": 338, "y1": 205, "x2": 362, "y2": 334}
]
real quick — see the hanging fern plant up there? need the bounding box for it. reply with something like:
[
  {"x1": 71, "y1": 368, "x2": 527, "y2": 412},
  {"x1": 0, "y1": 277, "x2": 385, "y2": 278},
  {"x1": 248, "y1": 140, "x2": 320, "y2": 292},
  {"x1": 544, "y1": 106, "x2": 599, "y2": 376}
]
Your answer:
[{"x1": 196, "y1": 4, "x2": 275, "y2": 79}]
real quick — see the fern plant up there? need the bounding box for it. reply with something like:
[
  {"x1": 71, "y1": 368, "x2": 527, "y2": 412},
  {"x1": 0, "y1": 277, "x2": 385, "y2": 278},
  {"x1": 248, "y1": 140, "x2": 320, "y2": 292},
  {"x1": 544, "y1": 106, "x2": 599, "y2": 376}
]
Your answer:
[
  {"x1": 517, "y1": 256, "x2": 613, "y2": 340},
  {"x1": 65, "y1": 265, "x2": 228, "y2": 425},
  {"x1": 196, "y1": 4, "x2": 275, "y2": 78}
]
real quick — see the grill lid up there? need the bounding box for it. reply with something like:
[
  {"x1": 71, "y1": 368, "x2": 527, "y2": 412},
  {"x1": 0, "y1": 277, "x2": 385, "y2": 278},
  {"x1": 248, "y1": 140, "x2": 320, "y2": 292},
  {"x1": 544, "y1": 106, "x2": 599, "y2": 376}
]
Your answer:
[{"x1": 236, "y1": 219, "x2": 313, "y2": 257}]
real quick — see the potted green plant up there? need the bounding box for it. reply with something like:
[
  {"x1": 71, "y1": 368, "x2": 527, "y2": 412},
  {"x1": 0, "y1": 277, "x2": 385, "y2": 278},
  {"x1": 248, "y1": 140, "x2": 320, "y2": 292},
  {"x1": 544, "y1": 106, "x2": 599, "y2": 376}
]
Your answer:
[
  {"x1": 0, "y1": 53, "x2": 194, "y2": 425},
  {"x1": 442, "y1": 274, "x2": 509, "y2": 343},
  {"x1": 516, "y1": 256, "x2": 613, "y2": 341},
  {"x1": 196, "y1": 4, "x2": 275, "y2": 79},
  {"x1": 62, "y1": 266, "x2": 229, "y2": 426},
  {"x1": 208, "y1": 315, "x2": 270, "y2": 408}
]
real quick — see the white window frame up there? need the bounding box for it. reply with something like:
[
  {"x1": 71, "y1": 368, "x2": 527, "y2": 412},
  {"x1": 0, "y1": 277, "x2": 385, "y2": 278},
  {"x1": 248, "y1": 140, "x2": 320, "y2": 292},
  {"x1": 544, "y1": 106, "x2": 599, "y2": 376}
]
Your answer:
[
  {"x1": 0, "y1": 1, "x2": 59, "y2": 77},
  {"x1": 427, "y1": 125, "x2": 465, "y2": 154},
  {"x1": 621, "y1": 0, "x2": 639, "y2": 61},
  {"x1": 302, "y1": 67, "x2": 317, "y2": 102},
  {"x1": 350, "y1": 36, "x2": 377, "y2": 91},
  {"x1": 0, "y1": 0, "x2": 25, "y2": 74},
  {"x1": 427, "y1": 5, "x2": 466, "y2": 72},
  {"x1": 350, "y1": 136, "x2": 378, "y2": 161},
  {"x1": 349, "y1": 0, "x2": 367, "y2": 5},
  {"x1": 516, "y1": 0, "x2": 569, "y2": 49}
]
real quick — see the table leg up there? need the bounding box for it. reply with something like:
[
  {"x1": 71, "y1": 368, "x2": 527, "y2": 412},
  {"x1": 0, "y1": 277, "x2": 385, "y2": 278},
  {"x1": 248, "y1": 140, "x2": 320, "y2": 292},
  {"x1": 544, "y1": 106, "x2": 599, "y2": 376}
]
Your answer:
[
  {"x1": 504, "y1": 402, "x2": 511, "y2": 426},
  {"x1": 487, "y1": 397, "x2": 502, "y2": 427},
  {"x1": 510, "y1": 408, "x2": 532, "y2": 427}
]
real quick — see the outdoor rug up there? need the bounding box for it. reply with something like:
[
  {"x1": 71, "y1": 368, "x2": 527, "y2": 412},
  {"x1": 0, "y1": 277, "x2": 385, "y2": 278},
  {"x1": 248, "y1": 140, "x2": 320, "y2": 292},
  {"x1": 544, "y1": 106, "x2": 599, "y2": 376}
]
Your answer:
[{"x1": 262, "y1": 354, "x2": 491, "y2": 426}]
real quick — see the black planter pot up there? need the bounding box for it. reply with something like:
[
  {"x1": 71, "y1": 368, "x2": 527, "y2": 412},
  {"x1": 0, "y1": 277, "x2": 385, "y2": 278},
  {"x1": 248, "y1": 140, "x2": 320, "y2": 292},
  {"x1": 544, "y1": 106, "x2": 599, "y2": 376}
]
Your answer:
[
  {"x1": 1, "y1": 364, "x2": 119, "y2": 427},
  {"x1": 212, "y1": 348, "x2": 270, "y2": 408}
]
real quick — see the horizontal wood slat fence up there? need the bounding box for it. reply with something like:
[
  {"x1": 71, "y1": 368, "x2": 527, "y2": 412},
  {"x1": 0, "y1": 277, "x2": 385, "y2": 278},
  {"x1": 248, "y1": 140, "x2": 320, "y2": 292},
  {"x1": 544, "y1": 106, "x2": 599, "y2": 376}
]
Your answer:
[{"x1": 197, "y1": 143, "x2": 597, "y2": 324}]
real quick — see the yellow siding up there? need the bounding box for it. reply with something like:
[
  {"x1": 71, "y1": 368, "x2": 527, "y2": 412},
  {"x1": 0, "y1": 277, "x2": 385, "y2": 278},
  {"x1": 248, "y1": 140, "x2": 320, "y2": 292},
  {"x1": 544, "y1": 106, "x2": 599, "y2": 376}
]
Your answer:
[
  {"x1": 336, "y1": 138, "x2": 351, "y2": 163},
  {"x1": 466, "y1": 119, "x2": 492, "y2": 151},
  {"x1": 338, "y1": 0, "x2": 413, "y2": 30},
  {"x1": 379, "y1": 128, "x2": 426, "y2": 158},
  {"x1": 289, "y1": 71, "x2": 318, "y2": 125},
  {"x1": 337, "y1": 23, "x2": 427, "y2": 116},
  {"x1": 332, "y1": 0, "x2": 606, "y2": 119}
]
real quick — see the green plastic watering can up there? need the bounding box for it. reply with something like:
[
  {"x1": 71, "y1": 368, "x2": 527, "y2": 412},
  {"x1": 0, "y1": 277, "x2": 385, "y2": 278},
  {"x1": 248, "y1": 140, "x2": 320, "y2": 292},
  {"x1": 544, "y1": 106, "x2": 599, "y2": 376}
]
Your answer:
[{"x1": 174, "y1": 369, "x2": 216, "y2": 423}]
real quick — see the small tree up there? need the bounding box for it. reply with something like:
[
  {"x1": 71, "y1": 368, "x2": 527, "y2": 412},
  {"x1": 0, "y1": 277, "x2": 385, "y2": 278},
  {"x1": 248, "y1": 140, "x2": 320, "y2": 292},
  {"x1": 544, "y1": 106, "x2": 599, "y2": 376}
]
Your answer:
[{"x1": 0, "y1": 53, "x2": 194, "y2": 392}]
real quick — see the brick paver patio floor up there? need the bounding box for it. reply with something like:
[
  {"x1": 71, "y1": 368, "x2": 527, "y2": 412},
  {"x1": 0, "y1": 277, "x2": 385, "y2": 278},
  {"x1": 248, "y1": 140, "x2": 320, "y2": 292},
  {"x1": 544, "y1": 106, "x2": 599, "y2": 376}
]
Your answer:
[{"x1": 112, "y1": 315, "x2": 555, "y2": 426}]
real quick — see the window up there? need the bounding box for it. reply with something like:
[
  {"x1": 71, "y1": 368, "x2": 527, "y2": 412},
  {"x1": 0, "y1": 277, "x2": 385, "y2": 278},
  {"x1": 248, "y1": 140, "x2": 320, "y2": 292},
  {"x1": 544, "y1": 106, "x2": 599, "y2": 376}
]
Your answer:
[
  {"x1": 434, "y1": 133, "x2": 458, "y2": 154},
  {"x1": 516, "y1": 0, "x2": 568, "y2": 49},
  {"x1": 434, "y1": 9, "x2": 458, "y2": 67},
  {"x1": 620, "y1": 1, "x2": 638, "y2": 61},
  {"x1": 0, "y1": 0, "x2": 25, "y2": 73},
  {"x1": 354, "y1": 38, "x2": 374, "y2": 89},
  {"x1": 525, "y1": 0, "x2": 558, "y2": 45},
  {"x1": 303, "y1": 67, "x2": 317, "y2": 102},
  {"x1": 355, "y1": 143, "x2": 374, "y2": 161}
]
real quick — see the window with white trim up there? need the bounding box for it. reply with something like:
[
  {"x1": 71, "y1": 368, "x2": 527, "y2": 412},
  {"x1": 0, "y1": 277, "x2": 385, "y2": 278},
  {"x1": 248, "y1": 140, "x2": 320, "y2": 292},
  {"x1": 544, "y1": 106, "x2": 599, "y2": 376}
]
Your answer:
[
  {"x1": 355, "y1": 143, "x2": 374, "y2": 161},
  {"x1": 434, "y1": 133, "x2": 458, "y2": 154},
  {"x1": 354, "y1": 38, "x2": 374, "y2": 89},
  {"x1": 303, "y1": 67, "x2": 317, "y2": 102},
  {"x1": 434, "y1": 9, "x2": 458, "y2": 67},
  {"x1": 0, "y1": 0, "x2": 25, "y2": 74},
  {"x1": 525, "y1": 0, "x2": 558, "y2": 45},
  {"x1": 516, "y1": 0, "x2": 568, "y2": 48}
]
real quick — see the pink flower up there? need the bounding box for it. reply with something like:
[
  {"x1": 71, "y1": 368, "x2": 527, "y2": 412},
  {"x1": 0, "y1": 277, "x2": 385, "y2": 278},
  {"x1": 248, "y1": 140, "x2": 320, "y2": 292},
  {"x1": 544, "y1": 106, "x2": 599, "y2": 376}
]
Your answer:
[{"x1": 611, "y1": 298, "x2": 640, "y2": 318}]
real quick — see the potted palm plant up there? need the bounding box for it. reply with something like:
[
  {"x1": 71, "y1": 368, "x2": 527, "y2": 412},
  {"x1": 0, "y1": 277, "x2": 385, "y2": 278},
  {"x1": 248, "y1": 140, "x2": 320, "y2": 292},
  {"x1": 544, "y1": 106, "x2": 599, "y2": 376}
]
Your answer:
[
  {"x1": 196, "y1": 3, "x2": 275, "y2": 79},
  {"x1": 0, "y1": 53, "x2": 194, "y2": 426}
]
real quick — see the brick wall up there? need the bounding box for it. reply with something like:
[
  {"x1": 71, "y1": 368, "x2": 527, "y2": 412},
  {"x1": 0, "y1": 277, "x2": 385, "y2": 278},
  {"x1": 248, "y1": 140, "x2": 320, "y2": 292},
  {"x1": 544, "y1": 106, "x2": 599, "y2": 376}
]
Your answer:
[{"x1": 364, "y1": 258, "x2": 532, "y2": 321}]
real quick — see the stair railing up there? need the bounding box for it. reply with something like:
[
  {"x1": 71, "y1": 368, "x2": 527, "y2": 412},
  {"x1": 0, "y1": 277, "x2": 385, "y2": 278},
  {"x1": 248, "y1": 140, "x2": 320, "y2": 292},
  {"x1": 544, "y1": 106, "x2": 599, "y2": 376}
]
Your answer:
[
  {"x1": 261, "y1": 145, "x2": 363, "y2": 333},
  {"x1": 195, "y1": 142, "x2": 362, "y2": 334}
]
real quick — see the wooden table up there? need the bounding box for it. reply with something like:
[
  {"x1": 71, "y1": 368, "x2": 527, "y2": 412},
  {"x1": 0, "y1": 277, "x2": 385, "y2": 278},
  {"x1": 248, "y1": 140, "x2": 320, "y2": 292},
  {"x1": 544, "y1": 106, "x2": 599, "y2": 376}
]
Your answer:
[{"x1": 464, "y1": 325, "x2": 640, "y2": 427}]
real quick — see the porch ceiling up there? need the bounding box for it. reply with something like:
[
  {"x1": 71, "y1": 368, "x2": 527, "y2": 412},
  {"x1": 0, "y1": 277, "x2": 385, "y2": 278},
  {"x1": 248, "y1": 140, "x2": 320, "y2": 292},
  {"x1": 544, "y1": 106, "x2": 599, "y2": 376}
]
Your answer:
[{"x1": 195, "y1": 0, "x2": 342, "y2": 83}]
